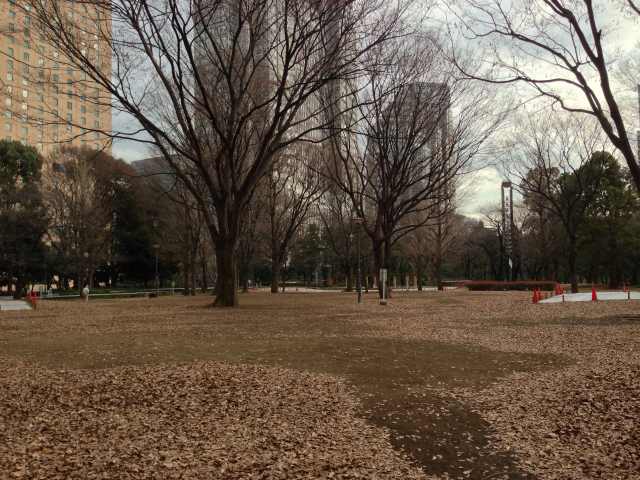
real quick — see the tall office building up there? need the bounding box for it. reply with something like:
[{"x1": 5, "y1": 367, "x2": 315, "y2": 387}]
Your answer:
[{"x1": 0, "y1": 0, "x2": 112, "y2": 155}]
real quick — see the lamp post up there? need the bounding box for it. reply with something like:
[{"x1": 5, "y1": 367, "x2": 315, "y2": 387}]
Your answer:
[
  {"x1": 83, "y1": 251, "x2": 89, "y2": 289},
  {"x1": 152, "y1": 219, "x2": 159, "y2": 296},
  {"x1": 153, "y1": 244, "x2": 160, "y2": 296},
  {"x1": 353, "y1": 217, "x2": 363, "y2": 304}
]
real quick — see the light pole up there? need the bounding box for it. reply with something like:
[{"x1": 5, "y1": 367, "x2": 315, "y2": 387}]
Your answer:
[
  {"x1": 152, "y1": 219, "x2": 159, "y2": 296},
  {"x1": 153, "y1": 243, "x2": 160, "y2": 296},
  {"x1": 353, "y1": 217, "x2": 363, "y2": 304},
  {"x1": 83, "y1": 251, "x2": 89, "y2": 289}
]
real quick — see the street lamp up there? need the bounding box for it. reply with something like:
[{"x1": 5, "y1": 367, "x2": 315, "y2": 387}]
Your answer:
[
  {"x1": 353, "y1": 217, "x2": 363, "y2": 304},
  {"x1": 153, "y1": 243, "x2": 160, "y2": 296},
  {"x1": 152, "y1": 218, "x2": 159, "y2": 296},
  {"x1": 83, "y1": 251, "x2": 89, "y2": 289}
]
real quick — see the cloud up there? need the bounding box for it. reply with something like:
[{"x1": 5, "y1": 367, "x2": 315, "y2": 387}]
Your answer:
[{"x1": 458, "y1": 167, "x2": 503, "y2": 219}]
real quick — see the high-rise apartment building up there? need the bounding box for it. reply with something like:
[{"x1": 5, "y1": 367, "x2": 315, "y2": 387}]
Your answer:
[{"x1": 0, "y1": 0, "x2": 112, "y2": 155}]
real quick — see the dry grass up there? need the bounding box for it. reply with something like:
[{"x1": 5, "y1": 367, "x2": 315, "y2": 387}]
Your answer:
[{"x1": 1, "y1": 290, "x2": 639, "y2": 479}]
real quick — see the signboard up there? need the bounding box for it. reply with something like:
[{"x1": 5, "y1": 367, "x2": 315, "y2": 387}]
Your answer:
[{"x1": 379, "y1": 268, "x2": 388, "y2": 305}]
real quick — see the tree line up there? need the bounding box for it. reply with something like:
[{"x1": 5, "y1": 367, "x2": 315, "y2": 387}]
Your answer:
[{"x1": 7, "y1": 0, "x2": 638, "y2": 306}]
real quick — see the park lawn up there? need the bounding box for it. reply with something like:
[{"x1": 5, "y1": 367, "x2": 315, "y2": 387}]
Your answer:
[{"x1": 1, "y1": 291, "x2": 639, "y2": 479}]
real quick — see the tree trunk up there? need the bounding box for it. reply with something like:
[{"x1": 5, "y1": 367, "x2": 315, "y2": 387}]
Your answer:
[
  {"x1": 384, "y1": 239, "x2": 393, "y2": 298},
  {"x1": 346, "y1": 264, "x2": 353, "y2": 292},
  {"x1": 201, "y1": 253, "x2": 208, "y2": 293},
  {"x1": 182, "y1": 258, "x2": 190, "y2": 296},
  {"x1": 214, "y1": 238, "x2": 238, "y2": 307},
  {"x1": 13, "y1": 277, "x2": 24, "y2": 299},
  {"x1": 271, "y1": 258, "x2": 281, "y2": 294},
  {"x1": 568, "y1": 239, "x2": 579, "y2": 294},
  {"x1": 373, "y1": 240, "x2": 384, "y2": 298}
]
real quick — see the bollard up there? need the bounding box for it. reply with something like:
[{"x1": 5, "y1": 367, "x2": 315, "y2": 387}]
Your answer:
[{"x1": 562, "y1": 294, "x2": 565, "y2": 303}]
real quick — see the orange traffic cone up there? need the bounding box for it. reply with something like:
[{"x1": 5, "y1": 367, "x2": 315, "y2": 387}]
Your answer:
[{"x1": 591, "y1": 286, "x2": 597, "y2": 302}]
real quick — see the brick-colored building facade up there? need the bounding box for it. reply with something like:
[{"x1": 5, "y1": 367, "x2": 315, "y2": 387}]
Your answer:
[{"x1": 0, "y1": 0, "x2": 111, "y2": 155}]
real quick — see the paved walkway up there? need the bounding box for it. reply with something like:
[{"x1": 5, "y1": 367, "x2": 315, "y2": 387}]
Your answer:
[
  {"x1": 540, "y1": 291, "x2": 640, "y2": 304},
  {"x1": 0, "y1": 297, "x2": 32, "y2": 311}
]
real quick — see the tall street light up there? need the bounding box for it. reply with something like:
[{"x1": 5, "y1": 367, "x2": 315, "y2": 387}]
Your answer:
[
  {"x1": 153, "y1": 244, "x2": 160, "y2": 296},
  {"x1": 152, "y1": 219, "x2": 159, "y2": 296},
  {"x1": 83, "y1": 251, "x2": 89, "y2": 289}
]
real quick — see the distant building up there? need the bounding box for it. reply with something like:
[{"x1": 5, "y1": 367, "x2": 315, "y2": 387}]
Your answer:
[{"x1": 0, "y1": 0, "x2": 112, "y2": 154}]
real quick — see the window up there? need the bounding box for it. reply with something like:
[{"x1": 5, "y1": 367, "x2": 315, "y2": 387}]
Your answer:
[
  {"x1": 6, "y1": 73, "x2": 13, "y2": 82},
  {"x1": 67, "y1": 101, "x2": 72, "y2": 110},
  {"x1": 66, "y1": 113, "x2": 72, "y2": 122},
  {"x1": 81, "y1": 117, "x2": 86, "y2": 125},
  {"x1": 23, "y1": 52, "x2": 30, "y2": 62},
  {"x1": 4, "y1": 124, "x2": 11, "y2": 132},
  {"x1": 7, "y1": 47, "x2": 14, "y2": 57},
  {"x1": 22, "y1": 90, "x2": 27, "y2": 98}
]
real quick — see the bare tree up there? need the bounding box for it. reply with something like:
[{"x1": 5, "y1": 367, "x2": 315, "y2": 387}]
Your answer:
[
  {"x1": 265, "y1": 146, "x2": 324, "y2": 293},
  {"x1": 452, "y1": 0, "x2": 640, "y2": 190},
  {"x1": 327, "y1": 33, "x2": 499, "y2": 297},
  {"x1": 238, "y1": 194, "x2": 265, "y2": 293},
  {"x1": 25, "y1": 0, "x2": 411, "y2": 306},
  {"x1": 43, "y1": 147, "x2": 127, "y2": 290},
  {"x1": 318, "y1": 184, "x2": 358, "y2": 291},
  {"x1": 503, "y1": 114, "x2": 610, "y2": 292}
]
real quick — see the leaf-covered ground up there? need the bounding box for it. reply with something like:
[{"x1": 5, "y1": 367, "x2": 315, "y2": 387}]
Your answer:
[{"x1": 1, "y1": 291, "x2": 639, "y2": 479}]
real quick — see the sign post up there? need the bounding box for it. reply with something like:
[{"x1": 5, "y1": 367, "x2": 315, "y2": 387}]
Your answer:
[{"x1": 380, "y1": 268, "x2": 388, "y2": 305}]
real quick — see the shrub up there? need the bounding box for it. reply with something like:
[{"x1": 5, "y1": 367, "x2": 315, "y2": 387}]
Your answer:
[{"x1": 464, "y1": 281, "x2": 557, "y2": 291}]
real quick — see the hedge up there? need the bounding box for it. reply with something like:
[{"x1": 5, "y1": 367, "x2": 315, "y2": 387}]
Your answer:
[{"x1": 464, "y1": 281, "x2": 557, "y2": 291}]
